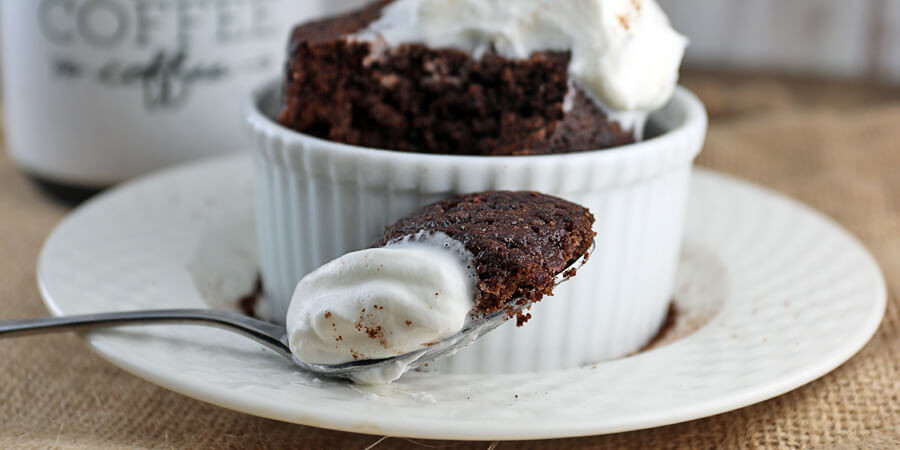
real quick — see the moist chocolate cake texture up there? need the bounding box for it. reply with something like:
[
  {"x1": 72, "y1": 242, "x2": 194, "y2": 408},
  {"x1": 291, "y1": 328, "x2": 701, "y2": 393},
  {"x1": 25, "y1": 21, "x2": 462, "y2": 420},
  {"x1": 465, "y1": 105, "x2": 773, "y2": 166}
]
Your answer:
[
  {"x1": 372, "y1": 191, "x2": 596, "y2": 317},
  {"x1": 278, "y1": 0, "x2": 635, "y2": 156}
]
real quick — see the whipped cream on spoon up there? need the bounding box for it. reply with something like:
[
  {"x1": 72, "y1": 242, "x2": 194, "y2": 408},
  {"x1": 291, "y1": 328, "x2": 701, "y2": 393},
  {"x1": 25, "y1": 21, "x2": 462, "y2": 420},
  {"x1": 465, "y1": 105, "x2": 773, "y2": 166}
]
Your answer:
[{"x1": 0, "y1": 243, "x2": 591, "y2": 384}]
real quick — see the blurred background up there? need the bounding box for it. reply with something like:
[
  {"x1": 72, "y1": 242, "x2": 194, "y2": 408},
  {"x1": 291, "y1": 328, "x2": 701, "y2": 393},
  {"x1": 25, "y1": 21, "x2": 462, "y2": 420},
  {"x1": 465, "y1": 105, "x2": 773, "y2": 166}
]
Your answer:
[
  {"x1": 1, "y1": 0, "x2": 899, "y2": 194},
  {"x1": 4, "y1": 1, "x2": 899, "y2": 83},
  {"x1": 661, "y1": 0, "x2": 900, "y2": 83},
  {"x1": 3, "y1": 1, "x2": 900, "y2": 84}
]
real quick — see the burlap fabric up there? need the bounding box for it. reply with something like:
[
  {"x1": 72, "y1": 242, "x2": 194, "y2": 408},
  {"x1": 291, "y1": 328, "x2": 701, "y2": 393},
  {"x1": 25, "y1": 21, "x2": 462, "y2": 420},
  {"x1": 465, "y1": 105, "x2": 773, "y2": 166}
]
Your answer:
[{"x1": 1, "y1": 73, "x2": 898, "y2": 449}]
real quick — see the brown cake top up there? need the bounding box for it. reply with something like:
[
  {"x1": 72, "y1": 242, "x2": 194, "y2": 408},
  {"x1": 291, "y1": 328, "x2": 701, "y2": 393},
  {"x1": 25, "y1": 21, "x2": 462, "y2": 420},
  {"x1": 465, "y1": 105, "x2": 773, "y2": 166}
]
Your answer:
[
  {"x1": 287, "y1": 0, "x2": 390, "y2": 45},
  {"x1": 373, "y1": 191, "x2": 595, "y2": 316}
]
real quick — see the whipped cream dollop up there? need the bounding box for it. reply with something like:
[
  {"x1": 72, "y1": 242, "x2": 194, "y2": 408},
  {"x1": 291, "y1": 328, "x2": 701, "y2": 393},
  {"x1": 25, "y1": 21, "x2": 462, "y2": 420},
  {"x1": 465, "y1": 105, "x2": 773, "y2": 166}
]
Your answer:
[
  {"x1": 286, "y1": 233, "x2": 476, "y2": 375},
  {"x1": 356, "y1": 0, "x2": 687, "y2": 113}
]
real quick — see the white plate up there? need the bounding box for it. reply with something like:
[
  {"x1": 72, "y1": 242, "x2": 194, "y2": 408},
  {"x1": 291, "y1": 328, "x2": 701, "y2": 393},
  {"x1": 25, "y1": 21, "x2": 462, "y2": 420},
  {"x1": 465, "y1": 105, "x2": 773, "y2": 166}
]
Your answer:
[{"x1": 37, "y1": 155, "x2": 886, "y2": 440}]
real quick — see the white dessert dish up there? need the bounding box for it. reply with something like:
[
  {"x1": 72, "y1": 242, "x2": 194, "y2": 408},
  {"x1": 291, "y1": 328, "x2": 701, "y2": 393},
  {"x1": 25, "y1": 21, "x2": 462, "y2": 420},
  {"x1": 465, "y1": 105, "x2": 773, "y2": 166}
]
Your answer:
[
  {"x1": 243, "y1": 80, "x2": 707, "y2": 373},
  {"x1": 37, "y1": 155, "x2": 885, "y2": 439}
]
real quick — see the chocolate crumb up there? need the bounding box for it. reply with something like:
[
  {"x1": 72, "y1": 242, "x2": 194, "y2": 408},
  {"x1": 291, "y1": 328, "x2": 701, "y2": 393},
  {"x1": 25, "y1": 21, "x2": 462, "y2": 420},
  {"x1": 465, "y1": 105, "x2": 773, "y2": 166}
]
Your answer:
[
  {"x1": 516, "y1": 311, "x2": 532, "y2": 327},
  {"x1": 237, "y1": 276, "x2": 263, "y2": 317},
  {"x1": 366, "y1": 325, "x2": 382, "y2": 339}
]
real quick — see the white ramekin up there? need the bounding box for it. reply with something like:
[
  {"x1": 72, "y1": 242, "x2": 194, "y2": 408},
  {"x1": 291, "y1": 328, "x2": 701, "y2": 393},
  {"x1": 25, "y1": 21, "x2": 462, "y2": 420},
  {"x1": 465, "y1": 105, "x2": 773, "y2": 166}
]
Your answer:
[{"x1": 243, "y1": 79, "x2": 707, "y2": 374}]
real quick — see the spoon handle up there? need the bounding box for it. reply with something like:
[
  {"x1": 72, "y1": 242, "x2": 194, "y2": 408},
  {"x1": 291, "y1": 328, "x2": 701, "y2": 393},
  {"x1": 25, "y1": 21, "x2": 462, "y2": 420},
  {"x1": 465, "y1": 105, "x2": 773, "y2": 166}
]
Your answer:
[{"x1": 0, "y1": 309, "x2": 293, "y2": 359}]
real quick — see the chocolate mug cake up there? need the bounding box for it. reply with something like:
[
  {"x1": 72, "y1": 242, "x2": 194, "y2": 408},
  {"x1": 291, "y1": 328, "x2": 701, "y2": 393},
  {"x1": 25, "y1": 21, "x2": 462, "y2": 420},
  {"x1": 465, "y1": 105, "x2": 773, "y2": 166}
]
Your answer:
[{"x1": 277, "y1": 0, "x2": 686, "y2": 155}]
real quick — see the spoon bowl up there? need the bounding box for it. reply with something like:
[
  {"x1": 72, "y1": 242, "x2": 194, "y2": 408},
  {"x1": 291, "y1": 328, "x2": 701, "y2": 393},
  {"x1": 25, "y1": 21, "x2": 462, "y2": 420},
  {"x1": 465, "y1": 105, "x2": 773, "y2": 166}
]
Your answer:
[{"x1": 297, "y1": 245, "x2": 593, "y2": 382}]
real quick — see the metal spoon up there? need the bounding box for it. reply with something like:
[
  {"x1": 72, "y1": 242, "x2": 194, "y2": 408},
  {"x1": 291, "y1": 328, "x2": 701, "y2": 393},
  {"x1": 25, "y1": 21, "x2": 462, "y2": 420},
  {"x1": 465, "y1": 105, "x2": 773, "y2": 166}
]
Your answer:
[{"x1": 1, "y1": 248, "x2": 590, "y2": 381}]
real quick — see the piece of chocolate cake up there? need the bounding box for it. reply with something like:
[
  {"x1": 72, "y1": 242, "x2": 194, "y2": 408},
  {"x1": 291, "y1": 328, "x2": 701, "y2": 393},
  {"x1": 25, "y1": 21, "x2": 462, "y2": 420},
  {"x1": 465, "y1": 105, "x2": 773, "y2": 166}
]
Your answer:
[
  {"x1": 277, "y1": 1, "x2": 636, "y2": 156},
  {"x1": 372, "y1": 191, "x2": 595, "y2": 316}
]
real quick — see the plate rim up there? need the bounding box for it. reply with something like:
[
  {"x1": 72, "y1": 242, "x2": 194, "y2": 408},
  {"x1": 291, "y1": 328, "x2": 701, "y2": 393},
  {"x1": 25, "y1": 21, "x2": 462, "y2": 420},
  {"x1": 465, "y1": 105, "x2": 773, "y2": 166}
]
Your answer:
[{"x1": 36, "y1": 156, "x2": 887, "y2": 440}]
